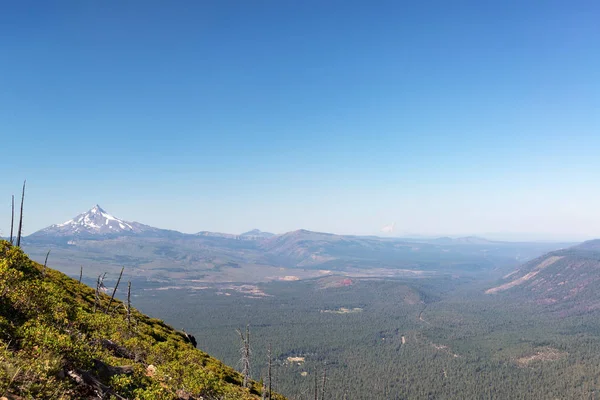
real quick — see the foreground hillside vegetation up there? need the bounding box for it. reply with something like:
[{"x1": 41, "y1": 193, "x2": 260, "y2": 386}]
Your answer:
[{"x1": 0, "y1": 240, "x2": 284, "y2": 399}]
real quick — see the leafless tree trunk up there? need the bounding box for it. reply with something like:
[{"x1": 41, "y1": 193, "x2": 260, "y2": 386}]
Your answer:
[
  {"x1": 267, "y1": 343, "x2": 272, "y2": 400},
  {"x1": 126, "y1": 281, "x2": 132, "y2": 330},
  {"x1": 105, "y1": 267, "x2": 124, "y2": 313},
  {"x1": 42, "y1": 250, "x2": 50, "y2": 276},
  {"x1": 237, "y1": 324, "x2": 251, "y2": 388},
  {"x1": 9, "y1": 195, "x2": 14, "y2": 244},
  {"x1": 93, "y1": 272, "x2": 106, "y2": 313},
  {"x1": 79, "y1": 266, "x2": 83, "y2": 284},
  {"x1": 314, "y1": 371, "x2": 318, "y2": 400},
  {"x1": 321, "y1": 369, "x2": 327, "y2": 400},
  {"x1": 246, "y1": 324, "x2": 250, "y2": 387},
  {"x1": 93, "y1": 274, "x2": 101, "y2": 313},
  {"x1": 16, "y1": 181, "x2": 25, "y2": 247}
]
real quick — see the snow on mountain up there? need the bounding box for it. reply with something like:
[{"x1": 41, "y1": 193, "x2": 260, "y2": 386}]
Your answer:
[{"x1": 30, "y1": 205, "x2": 153, "y2": 237}]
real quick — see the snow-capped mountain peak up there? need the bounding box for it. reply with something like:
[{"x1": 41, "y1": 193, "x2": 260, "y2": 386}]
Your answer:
[
  {"x1": 55, "y1": 204, "x2": 134, "y2": 232},
  {"x1": 34, "y1": 205, "x2": 147, "y2": 237}
]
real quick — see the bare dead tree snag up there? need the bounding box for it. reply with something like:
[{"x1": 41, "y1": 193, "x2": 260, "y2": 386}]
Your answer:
[
  {"x1": 105, "y1": 267, "x2": 124, "y2": 314},
  {"x1": 246, "y1": 324, "x2": 250, "y2": 387},
  {"x1": 16, "y1": 181, "x2": 25, "y2": 247},
  {"x1": 42, "y1": 249, "x2": 51, "y2": 276},
  {"x1": 93, "y1": 272, "x2": 106, "y2": 313},
  {"x1": 314, "y1": 370, "x2": 318, "y2": 400},
  {"x1": 79, "y1": 266, "x2": 83, "y2": 284},
  {"x1": 321, "y1": 369, "x2": 327, "y2": 400},
  {"x1": 126, "y1": 281, "x2": 132, "y2": 330},
  {"x1": 237, "y1": 324, "x2": 251, "y2": 388},
  {"x1": 267, "y1": 343, "x2": 272, "y2": 400},
  {"x1": 93, "y1": 274, "x2": 101, "y2": 313},
  {"x1": 10, "y1": 195, "x2": 14, "y2": 244}
]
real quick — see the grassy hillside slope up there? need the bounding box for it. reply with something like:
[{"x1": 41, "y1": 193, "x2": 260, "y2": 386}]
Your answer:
[{"x1": 0, "y1": 240, "x2": 284, "y2": 400}]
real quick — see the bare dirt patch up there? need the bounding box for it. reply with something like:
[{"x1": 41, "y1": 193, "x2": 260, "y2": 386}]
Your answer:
[
  {"x1": 279, "y1": 275, "x2": 300, "y2": 281},
  {"x1": 515, "y1": 347, "x2": 567, "y2": 367},
  {"x1": 223, "y1": 284, "x2": 272, "y2": 297},
  {"x1": 321, "y1": 307, "x2": 363, "y2": 314},
  {"x1": 431, "y1": 343, "x2": 460, "y2": 358},
  {"x1": 286, "y1": 356, "x2": 305, "y2": 365}
]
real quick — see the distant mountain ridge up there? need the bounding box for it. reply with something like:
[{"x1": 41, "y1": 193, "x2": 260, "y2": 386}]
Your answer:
[
  {"x1": 22, "y1": 205, "x2": 575, "y2": 286},
  {"x1": 428, "y1": 236, "x2": 497, "y2": 245},
  {"x1": 240, "y1": 229, "x2": 275, "y2": 238},
  {"x1": 486, "y1": 240, "x2": 600, "y2": 310},
  {"x1": 29, "y1": 205, "x2": 275, "y2": 241},
  {"x1": 26, "y1": 205, "x2": 569, "y2": 247}
]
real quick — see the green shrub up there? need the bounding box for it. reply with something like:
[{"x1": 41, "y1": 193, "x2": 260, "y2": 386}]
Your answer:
[{"x1": 0, "y1": 241, "x2": 281, "y2": 400}]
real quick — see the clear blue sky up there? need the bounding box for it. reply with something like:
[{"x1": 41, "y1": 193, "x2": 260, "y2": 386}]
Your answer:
[{"x1": 1, "y1": 1, "x2": 599, "y2": 240}]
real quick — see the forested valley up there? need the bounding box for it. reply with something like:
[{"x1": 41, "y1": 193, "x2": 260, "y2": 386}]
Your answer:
[{"x1": 132, "y1": 276, "x2": 600, "y2": 399}]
